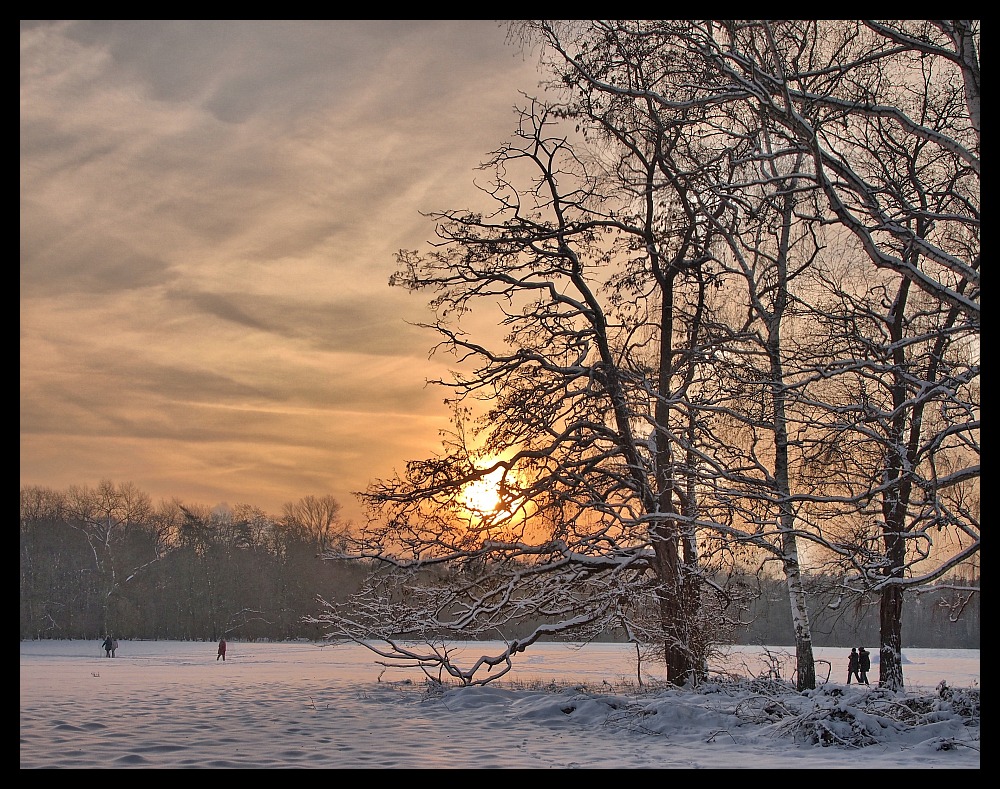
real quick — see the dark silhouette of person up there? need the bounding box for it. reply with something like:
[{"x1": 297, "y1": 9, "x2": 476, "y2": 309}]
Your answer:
[
  {"x1": 102, "y1": 635, "x2": 113, "y2": 658},
  {"x1": 857, "y1": 647, "x2": 871, "y2": 685},
  {"x1": 847, "y1": 647, "x2": 861, "y2": 683},
  {"x1": 217, "y1": 638, "x2": 227, "y2": 661}
]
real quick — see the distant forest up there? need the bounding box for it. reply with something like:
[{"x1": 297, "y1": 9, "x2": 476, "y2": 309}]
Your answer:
[{"x1": 20, "y1": 483, "x2": 979, "y2": 648}]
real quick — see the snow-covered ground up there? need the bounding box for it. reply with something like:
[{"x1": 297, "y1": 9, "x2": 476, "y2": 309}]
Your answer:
[{"x1": 20, "y1": 639, "x2": 979, "y2": 769}]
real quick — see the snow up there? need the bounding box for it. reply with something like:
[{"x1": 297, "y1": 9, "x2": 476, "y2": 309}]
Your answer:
[{"x1": 20, "y1": 640, "x2": 979, "y2": 769}]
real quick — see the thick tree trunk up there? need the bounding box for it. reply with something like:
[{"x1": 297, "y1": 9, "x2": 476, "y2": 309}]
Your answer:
[
  {"x1": 650, "y1": 268, "x2": 697, "y2": 685},
  {"x1": 879, "y1": 584, "x2": 904, "y2": 691},
  {"x1": 652, "y1": 523, "x2": 695, "y2": 685}
]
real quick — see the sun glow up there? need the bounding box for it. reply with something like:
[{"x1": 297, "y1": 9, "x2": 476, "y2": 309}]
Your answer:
[{"x1": 461, "y1": 467, "x2": 505, "y2": 514}]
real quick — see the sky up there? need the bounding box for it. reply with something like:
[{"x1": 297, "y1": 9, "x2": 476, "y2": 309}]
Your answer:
[
  {"x1": 20, "y1": 639, "x2": 980, "y2": 768},
  {"x1": 20, "y1": 20, "x2": 547, "y2": 524}
]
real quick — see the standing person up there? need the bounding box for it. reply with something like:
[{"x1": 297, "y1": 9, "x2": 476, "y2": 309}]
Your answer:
[
  {"x1": 102, "y1": 635, "x2": 113, "y2": 658},
  {"x1": 217, "y1": 638, "x2": 227, "y2": 661},
  {"x1": 858, "y1": 647, "x2": 871, "y2": 685},
  {"x1": 847, "y1": 647, "x2": 861, "y2": 684},
  {"x1": 111, "y1": 637, "x2": 119, "y2": 658}
]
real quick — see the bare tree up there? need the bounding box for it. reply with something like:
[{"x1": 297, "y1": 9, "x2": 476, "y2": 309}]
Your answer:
[
  {"x1": 520, "y1": 20, "x2": 832, "y2": 691},
  {"x1": 311, "y1": 94, "x2": 729, "y2": 685},
  {"x1": 310, "y1": 20, "x2": 978, "y2": 690},
  {"x1": 685, "y1": 162, "x2": 825, "y2": 690},
  {"x1": 521, "y1": 18, "x2": 979, "y2": 690},
  {"x1": 754, "y1": 20, "x2": 980, "y2": 688},
  {"x1": 282, "y1": 495, "x2": 349, "y2": 553},
  {"x1": 792, "y1": 253, "x2": 979, "y2": 689},
  {"x1": 63, "y1": 479, "x2": 154, "y2": 634},
  {"x1": 20, "y1": 486, "x2": 72, "y2": 638}
]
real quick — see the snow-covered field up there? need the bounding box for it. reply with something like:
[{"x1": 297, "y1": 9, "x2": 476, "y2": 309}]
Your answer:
[{"x1": 20, "y1": 639, "x2": 979, "y2": 769}]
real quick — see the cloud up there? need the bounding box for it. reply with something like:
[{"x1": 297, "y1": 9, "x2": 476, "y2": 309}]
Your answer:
[
  {"x1": 21, "y1": 20, "x2": 542, "y2": 520},
  {"x1": 166, "y1": 288, "x2": 431, "y2": 355}
]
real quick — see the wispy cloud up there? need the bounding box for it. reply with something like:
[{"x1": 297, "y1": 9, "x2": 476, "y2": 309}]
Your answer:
[{"x1": 21, "y1": 20, "x2": 542, "y2": 520}]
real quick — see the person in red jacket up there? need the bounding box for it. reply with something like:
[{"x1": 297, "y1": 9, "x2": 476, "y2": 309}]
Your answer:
[{"x1": 217, "y1": 638, "x2": 227, "y2": 661}]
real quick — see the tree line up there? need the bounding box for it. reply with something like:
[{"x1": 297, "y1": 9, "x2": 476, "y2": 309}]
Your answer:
[
  {"x1": 19, "y1": 481, "x2": 364, "y2": 642},
  {"x1": 19, "y1": 481, "x2": 977, "y2": 649}
]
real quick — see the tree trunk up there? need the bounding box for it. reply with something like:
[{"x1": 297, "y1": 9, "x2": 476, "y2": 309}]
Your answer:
[{"x1": 878, "y1": 584, "x2": 904, "y2": 690}]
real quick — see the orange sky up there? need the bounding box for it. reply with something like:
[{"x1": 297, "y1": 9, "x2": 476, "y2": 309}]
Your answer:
[{"x1": 20, "y1": 20, "x2": 546, "y2": 524}]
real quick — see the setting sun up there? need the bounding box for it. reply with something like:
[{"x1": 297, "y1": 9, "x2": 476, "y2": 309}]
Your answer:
[{"x1": 461, "y1": 468, "x2": 505, "y2": 514}]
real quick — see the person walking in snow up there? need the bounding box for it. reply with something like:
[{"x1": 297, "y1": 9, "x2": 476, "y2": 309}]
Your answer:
[
  {"x1": 847, "y1": 647, "x2": 861, "y2": 684},
  {"x1": 217, "y1": 638, "x2": 227, "y2": 661},
  {"x1": 857, "y1": 647, "x2": 871, "y2": 685},
  {"x1": 102, "y1": 635, "x2": 113, "y2": 658},
  {"x1": 111, "y1": 637, "x2": 119, "y2": 658}
]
